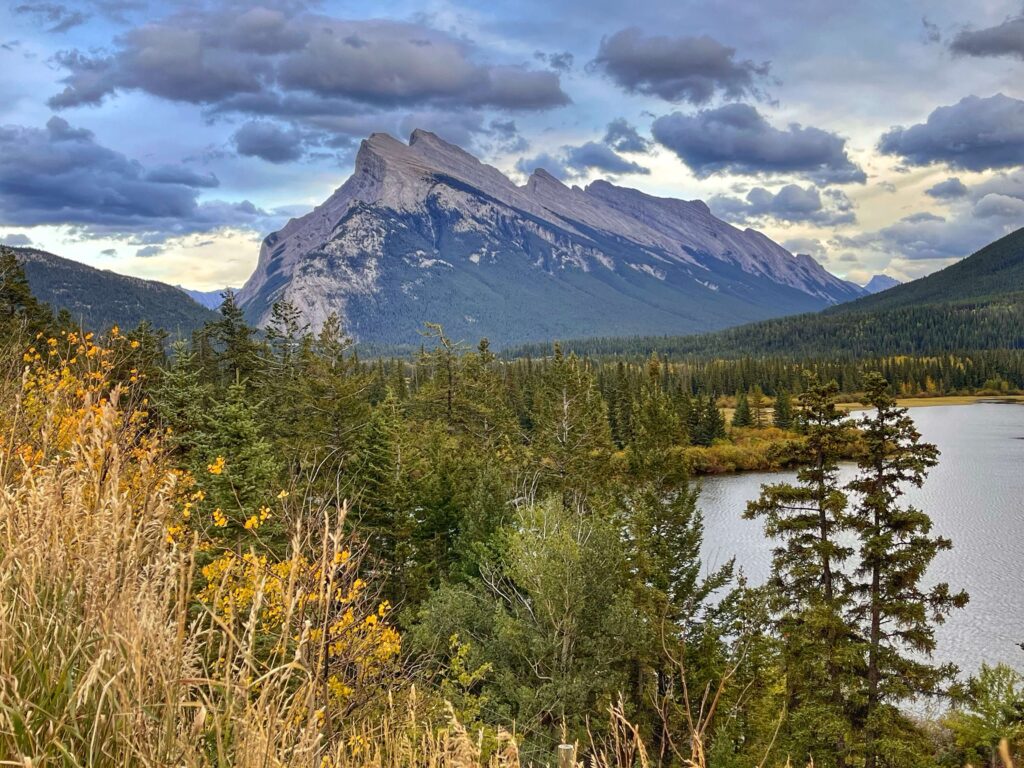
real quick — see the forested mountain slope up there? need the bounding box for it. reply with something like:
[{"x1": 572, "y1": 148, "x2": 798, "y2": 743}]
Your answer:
[
  {"x1": 12, "y1": 247, "x2": 217, "y2": 335},
  {"x1": 509, "y1": 227, "x2": 1024, "y2": 359}
]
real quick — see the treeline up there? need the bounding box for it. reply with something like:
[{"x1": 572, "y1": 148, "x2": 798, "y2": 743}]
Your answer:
[{"x1": 1, "y1": 251, "x2": 1022, "y2": 767}]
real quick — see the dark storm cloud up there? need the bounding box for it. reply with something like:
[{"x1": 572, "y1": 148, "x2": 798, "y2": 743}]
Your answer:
[
  {"x1": 603, "y1": 118, "x2": 650, "y2": 153},
  {"x1": 878, "y1": 94, "x2": 1024, "y2": 172},
  {"x1": 950, "y1": 15, "x2": 1024, "y2": 59},
  {"x1": 925, "y1": 177, "x2": 968, "y2": 200},
  {"x1": 591, "y1": 28, "x2": 769, "y2": 104},
  {"x1": 13, "y1": 3, "x2": 89, "y2": 33},
  {"x1": 232, "y1": 121, "x2": 304, "y2": 163},
  {"x1": 709, "y1": 183, "x2": 855, "y2": 226},
  {"x1": 48, "y1": 11, "x2": 569, "y2": 113},
  {"x1": 564, "y1": 142, "x2": 649, "y2": 175},
  {"x1": 652, "y1": 104, "x2": 865, "y2": 183},
  {"x1": 144, "y1": 166, "x2": 220, "y2": 188},
  {"x1": 0, "y1": 117, "x2": 287, "y2": 239}
]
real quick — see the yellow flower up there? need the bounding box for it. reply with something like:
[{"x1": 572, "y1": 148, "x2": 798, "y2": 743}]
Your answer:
[
  {"x1": 276, "y1": 489, "x2": 289, "y2": 499},
  {"x1": 207, "y1": 456, "x2": 225, "y2": 475},
  {"x1": 212, "y1": 508, "x2": 227, "y2": 528},
  {"x1": 130, "y1": 340, "x2": 140, "y2": 349}
]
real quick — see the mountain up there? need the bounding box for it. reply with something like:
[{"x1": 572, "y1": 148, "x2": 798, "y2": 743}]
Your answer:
[
  {"x1": 862, "y1": 274, "x2": 901, "y2": 293},
  {"x1": 13, "y1": 247, "x2": 218, "y2": 335},
  {"x1": 180, "y1": 287, "x2": 232, "y2": 310},
  {"x1": 512, "y1": 227, "x2": 1024, "y2": 360},
  {"x1": 237, "y1": 130, "x2": 864, "y2": 347}
]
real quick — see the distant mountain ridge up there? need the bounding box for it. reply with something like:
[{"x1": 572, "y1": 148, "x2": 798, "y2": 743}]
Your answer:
[
  {"x1": 862, "y1": 274, "x2": 901, "y2": 294},
  {"x1": 237, "y1": 129, "x2": 864, "y2": 347},
  {"x1": 511, "y1": 227, "x2": 1024, "y2": 360},
  {"x1": 180, "y1": 287, "x2": 233, "y2": 310},
  {"x1": 13, "y1": 247, "x2": 217, "y2": 335}
]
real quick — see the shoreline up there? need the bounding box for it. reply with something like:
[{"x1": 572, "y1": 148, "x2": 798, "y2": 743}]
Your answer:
[{"x1": 836, "y1": 394, "x2": 1024, "y2": 411}]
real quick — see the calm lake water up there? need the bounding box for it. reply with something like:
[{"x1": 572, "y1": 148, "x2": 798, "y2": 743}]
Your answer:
[{"x1": 697, "y1": 403, "x2": 1024, "y2": 679}]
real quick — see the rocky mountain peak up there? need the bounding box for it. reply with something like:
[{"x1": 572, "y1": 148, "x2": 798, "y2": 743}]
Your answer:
[{"x1": 237, "y1": 128, "x2": 865, "y2": 345}]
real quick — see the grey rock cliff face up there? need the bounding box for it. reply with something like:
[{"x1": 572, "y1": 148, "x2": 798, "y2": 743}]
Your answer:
[{"x1": 237, "y1": 130, "x2": 865, "y2": 346}]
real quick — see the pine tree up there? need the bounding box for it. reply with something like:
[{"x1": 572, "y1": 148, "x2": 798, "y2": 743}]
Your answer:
[
  {"x1": 151, "y1": 340, "x2": 212, "y2": 454},
  {"x1": 745, "y1": 376, "x2": 858, "y2": 766},
  {"x1": 210, "y1": 290, "x2": 263, "y2": 386},
  {"x1": 530, "y1": 347, "x2": 614, "y2": 508},
  {"x1": 773, "y1": 389, "x2": 794, "y2": 429},
  {"x1": 749, "y1": 384, "x2": 766, "y2": 428},
  {"x1": 0, "y1": 246, "x2": 51, "y2": 340},
  {"x1": 624, "y1": 356, "x2": 732, "y2": 750},
  {"x1": 848, "y1": 373, "x2": 969, "y2": 768},
  {"x1": 732, "y1": 391, "x2": 752, "y2": 427},
  {"x1": 355, "y1": 389, "x2": 414, "y2": 602}
]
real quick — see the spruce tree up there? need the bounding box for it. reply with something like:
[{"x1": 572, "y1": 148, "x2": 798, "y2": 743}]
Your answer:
[
  {"x1": 530, "y1": 347, "x2": 614, "y2": 508},
  {"x1": 0, "y1": 246, "x2": 51, "y2": 340},
  {"x1": 773, "y1": 389, "x2": 794, "y2": 429},
  {"x1": 848, "y1": 373, "x2": 968, "y2": 768},
  {"x1": 624, "y1": 356, "x2": 732, "y2": 751},
  {"x1": 745, "y1": 376, "x2": 858, "y2": 766},
  {"x1": 749, "y1": 384, "x2": 766, "y2": 428},
  {"x1": 732, "y1": 391, "x2": 752, "y2": 427}
]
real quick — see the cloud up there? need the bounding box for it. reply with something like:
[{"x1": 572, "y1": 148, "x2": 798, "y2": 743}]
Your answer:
[
  {"x1": 564, "y1": 141, "x2": 649, "y2": 176},
  {"x1": 973, "y1": 193, "x2": 1024, "y2": 219},
  {"x1": 1, "y1": 233, "x2": 33, "y2": 246},
  {"x1": 921, "y1": 17, "x2": 942, "y2": 44},
  {"x1": 710, "y1": 183, "x2": 855, "y2": 225},
  {"x1": 136, "y1": 245, "x2": 164, "y2": 257},
  {"x1": 515, "y1": 139, "x2": 650, "y2": 180},
  {"x1": 782, "y1": 237, "x2": 828, "y2": 259},
  {"x1": 950, "y1": 16, "x2": 1024, "y2": 60},
  {"x1": 144, "y1": 166, "x2": 220, "y2": 188},
  {"x1": 603, "y1": 118, "x2": 650, "y2": 153},
  {"x1": 878, "y1": 94, "x2": 1024, "y2": 171},
  {"x1": 232, "y1": 121, "x2": 304, "y2": 163},
  {"x1": 535, "y1": 50, "x2": 574, "y2": 72},
  {"x1": 0, "y1": 117, "x2": 291, "y2": 241},
  {"x1": 487, "y1": 118, "x2": 528, "y2": 153},
  {"x1": 651, "y1": 104, "x2": 865, "y2": 183},
  {"x1": 13, "y1": 3, "x2": 88, "y2": 33},
  {"x1": 969, "y1": 169, "x2": 1024, "y2": 201},
  {"x1": 514, "y1": 152, "x2": 569, "y2": 180},
  {"x1": 48, "y1": 11, "x2": 569, "y2": 116},
  {"x1": 837, "y1": 208, "x2": 1020, "y2": 261},
  {"x1": 925, "y1": 177, "x2": 968, "y2": 199},
  {"x1": 591, "y1": 28, "x2": 768, "y2": 104}
]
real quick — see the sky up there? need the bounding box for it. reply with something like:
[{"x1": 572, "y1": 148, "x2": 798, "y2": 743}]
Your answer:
[{"x1": 1, "y1": 0, "x2": 1023, "y2": 290}]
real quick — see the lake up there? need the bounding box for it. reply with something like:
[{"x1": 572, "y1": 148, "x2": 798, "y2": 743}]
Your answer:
[{"x1": 697, "y1": 403, "x2": 1024, "y2": 680}]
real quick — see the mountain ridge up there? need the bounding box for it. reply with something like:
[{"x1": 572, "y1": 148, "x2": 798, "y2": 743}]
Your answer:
[
  {"x1": 11, "y1": 247, "x2": 218, "y2": 335},
  {"x1": 237, "y1": 130, "x2": 864, "y2": 347},
  {"x1": 507, "y1": 227, "x2": 1024, "y2": 360}
]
